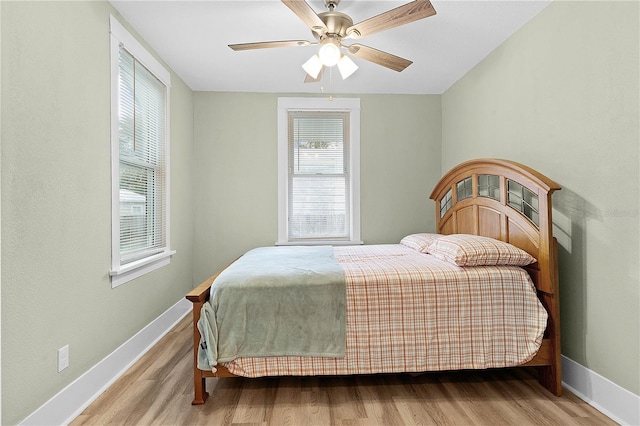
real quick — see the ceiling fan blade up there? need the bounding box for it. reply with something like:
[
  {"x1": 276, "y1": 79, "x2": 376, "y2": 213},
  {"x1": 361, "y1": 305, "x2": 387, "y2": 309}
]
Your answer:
[
  {"x1": 281, "y1": 0, "x2": 328, "y2": 35},
  {"x1": 346, "y1": 44, "x2": 412, "y2": 72},
  {"x1": 346, "y1": 0, "x2": 436, "y2": 39},
  {"x1": 229, "y1": 40, "x2": 313, "y2": 51},
  {"x1": 304, "y1": 66, "x2": 324, "y2": 83}
]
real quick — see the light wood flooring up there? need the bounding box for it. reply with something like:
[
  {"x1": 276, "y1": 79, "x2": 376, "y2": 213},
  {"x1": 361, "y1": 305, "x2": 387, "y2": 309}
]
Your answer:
[{"x1": 72, "y1": 315, "x2": 616, "y2": 425}]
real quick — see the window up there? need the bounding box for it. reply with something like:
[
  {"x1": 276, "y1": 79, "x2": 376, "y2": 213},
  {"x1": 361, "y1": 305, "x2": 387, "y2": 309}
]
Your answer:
[
  {"x1": 110, "y1": 16, "x2": 174, "y2": 287},
  {"x1": 456, "y1": 177, "x2": 473, "y2": 201},
  {"x1": 277, "y1": 97, "x2": 361, "y2": 245}
]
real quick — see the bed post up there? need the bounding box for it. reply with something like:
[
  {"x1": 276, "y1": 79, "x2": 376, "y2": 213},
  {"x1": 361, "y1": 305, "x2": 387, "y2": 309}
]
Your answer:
[
  {"x1": 190, "y1": 300, "x2": 208, "y2": 405},
  {"x1": 535, "y1": 238, "x2": 563, "y2": 396},
  {"x1": 186, "y1": 276, "x2": 218, "y2": 405},
  {"x1": 532, "y1": 168, "x2": 562, "y2": 397}
]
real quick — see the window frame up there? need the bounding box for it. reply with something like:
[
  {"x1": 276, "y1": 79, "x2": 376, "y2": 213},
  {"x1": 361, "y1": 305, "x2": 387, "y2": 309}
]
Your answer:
[
  {"x1": 109, "y1": 16, "x2": 174, "y2": 287},
  {"x1": 277, "y1": 97, "x2": 362, "y2": 246}
]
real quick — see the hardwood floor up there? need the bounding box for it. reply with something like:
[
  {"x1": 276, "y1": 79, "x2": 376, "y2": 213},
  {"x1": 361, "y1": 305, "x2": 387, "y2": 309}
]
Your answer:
[{"x1": 72, "y1": 316, "x2": 616, "y2": 425}]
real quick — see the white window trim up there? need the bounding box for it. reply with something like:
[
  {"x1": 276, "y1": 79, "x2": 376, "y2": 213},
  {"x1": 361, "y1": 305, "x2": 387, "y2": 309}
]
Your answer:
[
  {"x1": 277, "y1": 97, "x2": 362, "y2": 246},
  {"x1": 109, "y1": 16, "x2": 174, "y2": 288}
]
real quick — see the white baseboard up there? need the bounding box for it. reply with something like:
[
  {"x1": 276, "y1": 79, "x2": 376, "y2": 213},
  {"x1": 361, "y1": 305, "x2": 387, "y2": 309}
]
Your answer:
[
  {"x1": 19, "y1": 298, "x2": 192, "y2": 426},
  {"x1": 562, "y1": 355, "x2": 640, "y2": 425}
]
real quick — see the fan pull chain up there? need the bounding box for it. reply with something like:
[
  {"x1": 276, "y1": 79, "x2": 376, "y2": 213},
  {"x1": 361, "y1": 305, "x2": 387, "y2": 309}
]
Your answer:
[
  {"x1": 319, "y1": 67, "x2": 334, "y2": 101},
  {"x1": 329, "y1": 66, "x2": 333, "y2": 101}
]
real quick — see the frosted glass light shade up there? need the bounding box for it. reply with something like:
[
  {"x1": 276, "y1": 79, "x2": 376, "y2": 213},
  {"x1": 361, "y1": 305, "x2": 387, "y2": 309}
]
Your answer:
[
  {"x1": 318, "y1": 42, "x2": 341, "y2": 66},
  {"x1": 302, "y1": 55, "x2": 323, "y2": 79},
  {"x1": 337, "y1": 55, "x2": 358, "y2": 79}
]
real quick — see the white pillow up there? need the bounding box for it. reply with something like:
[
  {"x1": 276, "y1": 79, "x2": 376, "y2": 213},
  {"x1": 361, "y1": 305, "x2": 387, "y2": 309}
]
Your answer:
[
  {"x1": 427, "y1": 234, "x2": 536, "y2": 267},
  {"x1": 400, "y1": 233, "x2": 442, "y2": 253}
]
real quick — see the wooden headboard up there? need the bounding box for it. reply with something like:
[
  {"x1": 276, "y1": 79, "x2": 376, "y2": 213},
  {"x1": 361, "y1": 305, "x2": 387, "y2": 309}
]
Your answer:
[{"x1": 429, "y1": 158, "x2": 561, "y2": 295}]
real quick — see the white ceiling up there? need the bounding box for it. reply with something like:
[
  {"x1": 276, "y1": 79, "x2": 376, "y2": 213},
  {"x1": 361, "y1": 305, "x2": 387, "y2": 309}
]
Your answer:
[{"x1": 109, "y1": 0, "x2": 551, "y2": 95}]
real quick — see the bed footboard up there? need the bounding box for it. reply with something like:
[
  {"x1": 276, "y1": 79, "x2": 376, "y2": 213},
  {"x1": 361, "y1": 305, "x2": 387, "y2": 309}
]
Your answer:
[
  {"x1": 186, "y1": 274, "x2": 219, "y2": 405},
  {"x1": 186, "y1": 277, "x2": 213, "y2": 404}
]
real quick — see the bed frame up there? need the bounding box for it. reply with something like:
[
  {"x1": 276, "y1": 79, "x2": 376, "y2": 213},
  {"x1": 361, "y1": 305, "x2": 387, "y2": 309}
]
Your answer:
[{"x1": 186, "y1": 158, "x2": 562, "y2": 405}]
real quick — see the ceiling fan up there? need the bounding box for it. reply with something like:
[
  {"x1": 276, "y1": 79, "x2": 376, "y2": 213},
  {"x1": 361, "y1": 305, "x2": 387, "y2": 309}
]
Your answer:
[{"x1": 228, "y1": 0, "x2": 437, "y2": 82}]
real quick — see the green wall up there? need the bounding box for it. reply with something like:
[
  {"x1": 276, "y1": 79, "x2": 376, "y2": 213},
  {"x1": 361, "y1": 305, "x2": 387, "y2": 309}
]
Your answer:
[
  {"x1": 192, "y1": 93, "x2": 442, "y2": 283},
  {"x1": 1, "y1": 2, "x2": 195, "y2": 424},
  {"x1": 441, "y1": 1, "x2": 640, "y2": 395}
]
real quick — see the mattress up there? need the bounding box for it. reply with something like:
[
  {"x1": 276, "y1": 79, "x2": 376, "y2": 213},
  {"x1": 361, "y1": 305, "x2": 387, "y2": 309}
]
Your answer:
[{"x1": 221, "y1": 244, "x2": 548, "y2": 377}]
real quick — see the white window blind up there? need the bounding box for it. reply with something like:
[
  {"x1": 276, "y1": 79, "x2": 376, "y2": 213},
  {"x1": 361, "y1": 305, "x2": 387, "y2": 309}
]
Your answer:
[
  {"x1": 288, "y1": 111, "x2": 350, "y2": 240},
  {"x1": 117, "y1": 47, "x2": 167, "y2": 264}
]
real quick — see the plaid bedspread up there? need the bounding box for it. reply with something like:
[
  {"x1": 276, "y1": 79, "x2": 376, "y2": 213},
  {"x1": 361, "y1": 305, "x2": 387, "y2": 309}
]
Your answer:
[{"x1": 221, "y1": 244, "x2": 547, "y2": 377}]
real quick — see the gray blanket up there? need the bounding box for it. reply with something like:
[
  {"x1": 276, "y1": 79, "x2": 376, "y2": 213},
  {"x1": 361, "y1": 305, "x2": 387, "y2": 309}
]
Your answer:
[{"x1": 197, "y1": 246, "x2": 346, "y2": 372}]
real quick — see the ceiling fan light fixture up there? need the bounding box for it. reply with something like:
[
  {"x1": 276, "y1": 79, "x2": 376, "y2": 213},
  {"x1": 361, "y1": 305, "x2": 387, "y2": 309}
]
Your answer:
[
  {"x1": 230, "y1": 0, "x2": 437, "y2": 82},
  {"x1": 302, "y1": 54, "x2": 323, "y2": 78},
  {"x1": 337, "y1": 55, "x2": 358, "y2": 79},
  {"x1": 318, "y1": 40, "x2": 341, "y2": 66}
]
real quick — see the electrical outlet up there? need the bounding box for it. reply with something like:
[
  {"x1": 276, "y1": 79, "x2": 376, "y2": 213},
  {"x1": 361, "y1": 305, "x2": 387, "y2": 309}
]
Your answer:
[{"x1": 58, "y1": 345, "x2": 69, "y2": 372}]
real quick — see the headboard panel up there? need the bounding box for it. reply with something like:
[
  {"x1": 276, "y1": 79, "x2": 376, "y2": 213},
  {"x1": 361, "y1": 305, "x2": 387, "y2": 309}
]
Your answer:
[{"x1": 430, "y1": 159, "x2": 561, "y2": 294}]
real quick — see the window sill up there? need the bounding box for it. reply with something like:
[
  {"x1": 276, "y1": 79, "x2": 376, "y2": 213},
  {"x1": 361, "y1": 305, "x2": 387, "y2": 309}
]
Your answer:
[
  {"x1": 110, "y1": 250, "x2": 176, "y2": 288},
  {"x1": 276, "y1": 240, "x2": 364, "y2": 246}
]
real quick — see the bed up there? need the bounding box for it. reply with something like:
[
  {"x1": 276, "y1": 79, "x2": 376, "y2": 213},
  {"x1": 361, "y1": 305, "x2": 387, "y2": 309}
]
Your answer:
[{"x1": 186, "y1": 158, "x2": 562, "y2": 405}]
